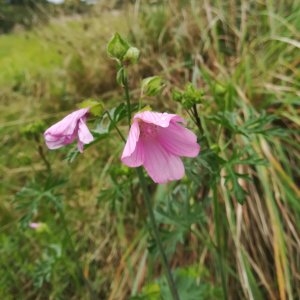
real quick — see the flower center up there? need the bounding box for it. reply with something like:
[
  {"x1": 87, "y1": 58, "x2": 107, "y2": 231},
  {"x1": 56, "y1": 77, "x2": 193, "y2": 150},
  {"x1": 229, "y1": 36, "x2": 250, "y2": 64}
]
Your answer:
[{"x1": 139, "y1": 121, "x2": 159, "y2": 139}]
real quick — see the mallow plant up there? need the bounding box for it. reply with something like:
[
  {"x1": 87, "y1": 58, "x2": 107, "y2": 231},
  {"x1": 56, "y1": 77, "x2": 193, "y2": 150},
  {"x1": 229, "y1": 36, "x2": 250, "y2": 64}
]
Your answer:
[
  {"x1": 43, "y1": 33, "x2": 202, "y2": 300},
  {"x1": 42, "y1": 33, "x2": 270, "y2": 299}
]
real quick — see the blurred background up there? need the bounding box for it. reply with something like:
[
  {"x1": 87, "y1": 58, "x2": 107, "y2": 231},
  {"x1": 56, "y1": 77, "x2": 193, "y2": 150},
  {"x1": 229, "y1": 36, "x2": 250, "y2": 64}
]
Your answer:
[{"x1": 0, "y1": 0, "x2": 299, "y2": 299}]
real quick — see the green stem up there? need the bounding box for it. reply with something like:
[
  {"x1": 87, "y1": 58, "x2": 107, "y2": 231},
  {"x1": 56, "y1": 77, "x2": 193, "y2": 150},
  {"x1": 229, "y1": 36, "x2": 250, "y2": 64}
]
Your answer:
[
  {"x1": 121, "y1": 67, "x2": 179, "y2": 300},
  {"x1": 105, "y1": 111, "x2": 126, "y2": 143},
  {"x1": 191, "y1": 104, "x2": 203, "y2": 136},
  {"x1": 34, "y1": 135, "x2": 51, "y2": 172},
  {"x1": 212, "y1": 184, "x2": 228, "y2": 300},
  {"x1": 136, "y1": 168, "x2": 180, "y2": 300},
  {"x1": 121, "y1": 66, "x2": 132, "y2": 127}
]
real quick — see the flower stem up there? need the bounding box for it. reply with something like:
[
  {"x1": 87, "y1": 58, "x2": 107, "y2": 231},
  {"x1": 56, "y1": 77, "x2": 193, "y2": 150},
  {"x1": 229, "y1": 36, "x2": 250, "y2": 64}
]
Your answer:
[
  {"x1": 104, "y1": 111, "x2": 126, "y2": 143},
  {"x1": 136, "y1": 167, "x2": 180, "y2": 300},
  {"x1": 121, "y1": 65, "x2": 132, "y2": 127},
  {"x1": 191, "y1": 104, "x2": 203, "y2": 136},
  {"x1": 107, "y1": 115, "x2": 179, "y2": 300},
  {"x1": 121, "y1": 66, "x2": 180, "y2": 300},
  {"x1": 34, "y1": 135, "x2": 51, "y2": 172}
]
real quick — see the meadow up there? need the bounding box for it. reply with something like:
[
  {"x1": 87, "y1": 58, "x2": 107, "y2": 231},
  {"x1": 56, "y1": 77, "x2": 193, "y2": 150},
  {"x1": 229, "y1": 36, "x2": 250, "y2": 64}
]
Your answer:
[{"x1": 0, "y1": 1, "x2": 299, "y2": 299}]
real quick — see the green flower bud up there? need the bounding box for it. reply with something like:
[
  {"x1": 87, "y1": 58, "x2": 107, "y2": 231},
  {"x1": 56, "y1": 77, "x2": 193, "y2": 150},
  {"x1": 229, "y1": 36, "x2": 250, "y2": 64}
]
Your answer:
[
  {"x1": 21, "y1": 121, "x2": 46, "y2": 140},
  {"x1": 172, "y1": 89, "x2": 183, "y2": 102},
  {"x1": 214, "y1": 82, "x2": 227, "y2": 95},
  {"x1": 78, "y1": 99, "x2": 104, "y2": 117},
  {"x1": 172, "y1": 83, "x2": 203, "y2": 109},
  {"x1": 123, "y1": 47, "x2": 140, "y2": 65},
  {"x1": 107, "y1": 32, "x2": 130, "y2": 62},
  {"x1": 141, "y1": 76, "x2": 164, "y2": 97}
]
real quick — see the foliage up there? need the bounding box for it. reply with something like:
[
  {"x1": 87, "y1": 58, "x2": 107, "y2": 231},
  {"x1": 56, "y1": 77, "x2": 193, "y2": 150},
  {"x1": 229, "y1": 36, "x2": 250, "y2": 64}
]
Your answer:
[
  {"x1": 0, "y1": 0, "x2": 299, "y2": 299},
  {"x1": 0, "y1": 0, "x2": 49, "y2": 33}
]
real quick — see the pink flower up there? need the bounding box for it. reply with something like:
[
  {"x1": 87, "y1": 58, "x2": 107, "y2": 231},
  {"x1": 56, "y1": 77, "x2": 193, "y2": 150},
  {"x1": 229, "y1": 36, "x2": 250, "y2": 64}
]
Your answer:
[
  {"x1": 121, "y1": 111, "x2": 200, "y2": 183},
  {"x1": 29, "y1": 222, "x2": 49, "y2": 233},
  {"x1": 44, "y1": 108, "x2": 94, "y2": 152},
  {"x1": 29, "y1": 222, "x2": 41, "y2": 229}
]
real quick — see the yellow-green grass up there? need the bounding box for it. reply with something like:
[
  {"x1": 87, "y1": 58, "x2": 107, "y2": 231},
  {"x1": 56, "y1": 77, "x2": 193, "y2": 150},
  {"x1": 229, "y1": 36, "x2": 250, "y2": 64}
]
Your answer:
[
  {"x1": 0, "y1": 29, "x2": 61, "y2": 85},
  {"x1": 0, "y1": 1, "x2": 299, "y2": 299}
]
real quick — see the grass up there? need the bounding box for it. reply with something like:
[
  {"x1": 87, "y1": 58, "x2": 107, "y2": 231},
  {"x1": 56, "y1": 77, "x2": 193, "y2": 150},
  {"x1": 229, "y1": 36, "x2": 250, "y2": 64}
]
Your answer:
[
  {"x1": 0, "y1": 31, "x2": 61, "y2": 85},
  {"x1": 0, "y1": 0, "x2": 299, "y2": 299}
]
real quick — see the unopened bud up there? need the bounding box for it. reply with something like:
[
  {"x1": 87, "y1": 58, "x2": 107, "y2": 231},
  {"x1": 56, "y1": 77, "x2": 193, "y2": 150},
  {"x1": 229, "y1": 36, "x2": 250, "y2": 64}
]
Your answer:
[
  {"x1": 141, "y1": 76, "x2": 164, "y2": 97},
  {"x1": 78, "y1": 99, "x2": 104, "y2": 117},
  {"x1": 107, "y1": 33, "x2": 130, "y2": 62},
  {"x1": 123, "y1": 47, "x2": 140, "y2": 64}
]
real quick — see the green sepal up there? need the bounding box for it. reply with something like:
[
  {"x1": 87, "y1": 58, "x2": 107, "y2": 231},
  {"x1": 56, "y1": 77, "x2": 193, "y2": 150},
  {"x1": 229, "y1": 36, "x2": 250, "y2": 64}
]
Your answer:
[
  {"x1": 141, "y1": 76, "x2": 164, "y2": 97},
  {"x1": 78, "y1": 99, "x2": 104, "y2": 117},
  {"x1": 107, "y1": 32, "x2": 130, "y2": 62},
  {"x1": 123, "y1": 46, "x2": 140, "y2": 65}
]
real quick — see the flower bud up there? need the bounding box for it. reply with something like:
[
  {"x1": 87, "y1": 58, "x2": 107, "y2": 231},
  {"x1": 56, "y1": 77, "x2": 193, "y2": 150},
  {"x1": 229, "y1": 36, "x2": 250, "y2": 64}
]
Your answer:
[
  {"x1": 79, "y1": 99, "x2": 104, "y2": 117},
  {"x1": 172, "y1": 83, "x2": 203, "y2": 109},
  {"x1": 141, "y1": 76, "x2": 164, "y2": 97},
  {"x1": 123, "y1": 47, "x2": 140, "y2": 65},
  {"x1": 21, "y1": 121, "x2": 46, "y2": 140},
  {"x1": 214, "y1": 82, "x2": 227, "y2": 95},
  {"x1": 107, "y1": 32, "x2": 130, "y2": 62}
]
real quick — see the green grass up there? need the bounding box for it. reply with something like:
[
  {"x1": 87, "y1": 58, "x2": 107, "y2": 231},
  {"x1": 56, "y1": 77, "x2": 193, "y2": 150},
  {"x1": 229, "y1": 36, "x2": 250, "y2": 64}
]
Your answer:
[
  {"x1": 0, "y1": 30, "x2": 61, "y2": 85},
  {"x1": 0, "y1": 1, "x2": 299, "y2": 299}
]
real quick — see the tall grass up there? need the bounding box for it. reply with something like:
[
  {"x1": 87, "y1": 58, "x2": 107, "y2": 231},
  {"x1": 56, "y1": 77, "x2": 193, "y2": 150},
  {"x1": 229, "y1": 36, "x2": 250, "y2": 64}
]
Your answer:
[{"x1": 0, "y1": 0, "x2": 299, "y2": 299}]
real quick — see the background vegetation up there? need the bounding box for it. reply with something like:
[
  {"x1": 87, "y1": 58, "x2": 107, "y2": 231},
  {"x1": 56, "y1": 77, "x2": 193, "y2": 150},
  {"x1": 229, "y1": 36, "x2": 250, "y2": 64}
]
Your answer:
[{"x1": 0, "y1": 0, "x2": 299, "y2": 299}]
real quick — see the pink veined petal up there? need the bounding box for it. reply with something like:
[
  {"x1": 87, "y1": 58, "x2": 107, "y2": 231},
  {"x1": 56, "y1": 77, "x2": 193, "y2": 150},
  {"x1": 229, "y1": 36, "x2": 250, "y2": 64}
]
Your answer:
[
  {"x1": 77, "y1": 119, "x2": 94, "y2": 152},
  {"x1": 133, "y1": 111, "x2": 184, "y2": 128},
  {"x1": 158, "y1": 122, "x2": 200, "y2": 157},
  {"x1": 44, "y1": 132, "x2": 76, "y2": 149},
  {"x1": 78, "y1": 119, "x2": 94, "y2": 144},
  {"x1": 77, "y1": 140, "x2": 84, "y2": 153},
  {"x1": 121, "y1": 138, "x2": 144, "y2": 167},
  {"x1": 121, "y1": 121, "x2": 141, "y2": 159},
  {"x1": 142, "y1": 139, "x2": 185, "y2": 184},
  {"x1": 44, "y1": 108, "x2": 89, "y2": 137}
]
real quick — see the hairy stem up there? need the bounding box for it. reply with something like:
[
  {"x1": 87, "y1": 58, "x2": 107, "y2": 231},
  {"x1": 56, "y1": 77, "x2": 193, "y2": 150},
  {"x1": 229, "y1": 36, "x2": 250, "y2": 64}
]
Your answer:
[
  {"x1": 34, "y1": 135, "x2": 51, "y2": 172},
  {"x1": 105, "y1": 110, "x2": 126, "y2": 142},
  {"x1": 121, "y1": 66, "x2": 131, "y2": 127},
  {"x1": 192, "y1": 104, "x2": 203, "y2": 136},
  {"x1": 136, "y1": 168, "x2": 180, "y2": 300},
  {"x1": 121, "y1": 67, "x2": 180, "y2": 300}
]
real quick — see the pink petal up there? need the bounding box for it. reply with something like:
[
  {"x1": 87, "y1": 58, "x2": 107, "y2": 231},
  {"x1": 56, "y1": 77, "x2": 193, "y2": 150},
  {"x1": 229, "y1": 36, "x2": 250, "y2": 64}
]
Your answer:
[
  {"x1": 29, "y1": 222, "x2": 40, "y2": 229},
  {"x1": 133, "y1": 111, "x2": 184, "y2": 128},
  {"x1": 78, "y1": 118, "x2": 94, "y2": 141},
  {"x1": 142, "y1": 139, "x2": 185, "y2": 183},
  {"x1": 45, "y1": 108, "x2": 89, "y2": 136},
  {"x1": 44, "y1": 108, "x2": 91, "y2": 150},
  {"x1": 158, "y1": 122, "x2": 200, "y2": 157},
  {"x1": 77, "y1": 119, "x2": 94, "y2": 152},
  {"x1": 121, "y1": 139, "x2": 144, "y2": 167},
  {"x1": 44, "y1": 132, "x2": 76, "y2": 149},
  {"x1": 121, "y1": 121, "x2": 141, "y2": 161}
]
